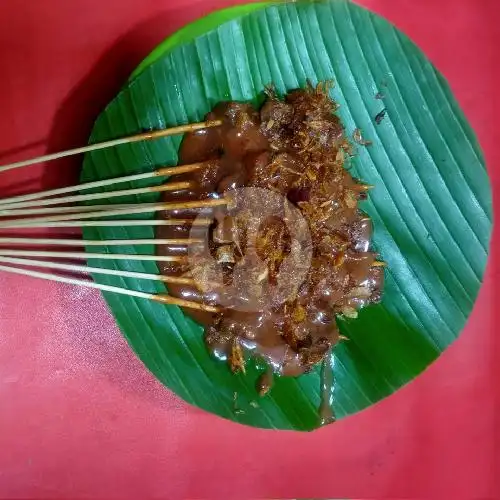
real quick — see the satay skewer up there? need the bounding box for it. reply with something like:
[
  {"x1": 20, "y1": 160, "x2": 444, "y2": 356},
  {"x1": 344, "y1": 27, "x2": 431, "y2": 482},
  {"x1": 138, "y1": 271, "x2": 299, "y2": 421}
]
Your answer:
[
  {"x1": 0, "y1": 249, "x2": 186, "y2": 262},
  {"x1": 0, "y1": 256, "x2": 198, "y2": 286},
  {"x1": 0, "y1": 162, "x2": 207, "y2": 207},
  {"x1": 0, "y1": 198, "x2": 226, "y2": 228},
  {"x1": 0, "y1": 204, "x2": 135, "y2": 217},
  {"x1": 0, "y1": 237, "x2": 202, "y2": 247},
  {"x1": 0, "y1": 180, "x2": 193, "y2": 211},
  {"x1": 0, "y1": 218, "x2": 212, "y2": 229},
  {"x1": 0, "y1": 122, "x2": 221, "y2": 174},
  {"x1": 0, "y1": 262, "x2": 219, "y2": 313}
]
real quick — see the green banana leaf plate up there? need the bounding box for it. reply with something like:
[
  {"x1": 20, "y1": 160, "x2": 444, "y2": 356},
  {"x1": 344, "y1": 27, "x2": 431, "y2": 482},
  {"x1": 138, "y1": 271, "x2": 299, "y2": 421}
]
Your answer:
[{"x1": 81, "y1": 0, "x2": 492, "y2": 431}]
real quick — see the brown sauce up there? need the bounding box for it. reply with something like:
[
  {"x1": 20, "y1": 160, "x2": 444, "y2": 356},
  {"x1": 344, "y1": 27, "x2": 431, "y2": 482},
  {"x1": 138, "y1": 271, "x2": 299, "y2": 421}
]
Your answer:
[{"x1": 156, "y1": 83, "x2": 384, "y2": 422}]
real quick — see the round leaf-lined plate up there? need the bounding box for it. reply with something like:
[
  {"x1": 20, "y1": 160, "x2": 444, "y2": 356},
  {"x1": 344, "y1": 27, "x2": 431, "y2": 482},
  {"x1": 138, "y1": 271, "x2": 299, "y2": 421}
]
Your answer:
[{"x1": 81, "y1": 0, "x2": 492, "y2": 431}]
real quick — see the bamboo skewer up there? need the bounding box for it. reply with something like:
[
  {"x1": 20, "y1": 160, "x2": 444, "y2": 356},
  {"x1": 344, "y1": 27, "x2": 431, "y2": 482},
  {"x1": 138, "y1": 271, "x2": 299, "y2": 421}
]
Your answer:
[
  {"x1": 0, "y1": 218, "x2": 212, "y2": 229},
  {"x1": 0, "y1": 162, "x2": 206, "y2": 206},
  {"x1": 0, "y1": 256, "x2": 197, "y2": 285},
  {"x1": 352, "y1": 183, "x2": 374, "y2": 191},
  {"x1": 0, "y1": 181, "x2": 193, "y2": 211},
  {"x1": 0, "y1": 263, "x2": 219, "y2": 312},
  {"x1": 0, "y1": 198, "x2": 226, "y2": 228},
  {"x1": 0, "y1": 204, "x2": 137, "y2": 217},
  {"x1": 0, "y1": 237, "x2": 203, "y2": 246},
  {"x1": 0, "y1": 249, "x2": 185, "y2": 262},
  {"x1": 0, "y1": 121, "x2": 221, "y2": 174}
]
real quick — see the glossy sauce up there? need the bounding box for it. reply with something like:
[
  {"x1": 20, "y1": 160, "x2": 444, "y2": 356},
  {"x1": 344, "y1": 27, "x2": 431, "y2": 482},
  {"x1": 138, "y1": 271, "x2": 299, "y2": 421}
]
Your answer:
[{"x1": 156, "y1": 89, "x2": 384, "y2": 421}]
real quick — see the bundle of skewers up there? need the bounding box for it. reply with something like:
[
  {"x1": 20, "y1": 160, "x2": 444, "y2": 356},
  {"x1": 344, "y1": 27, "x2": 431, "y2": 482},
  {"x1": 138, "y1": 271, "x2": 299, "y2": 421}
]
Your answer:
[
  {"x1": 1, "y1": 82, "x2": 389, "y2": 397},
  {"x1": 0, "y1": 119, "x2": 225, "y2": 313},
  {"x1": 0, "y1": 88, "x2": 385, "y2": 326}
]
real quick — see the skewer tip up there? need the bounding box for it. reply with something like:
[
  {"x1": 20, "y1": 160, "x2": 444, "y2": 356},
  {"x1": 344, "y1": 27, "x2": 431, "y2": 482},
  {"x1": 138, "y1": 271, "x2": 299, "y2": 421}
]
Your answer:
[{"x1": 154, "y1": 294, "x2": 221, "y2": 313}]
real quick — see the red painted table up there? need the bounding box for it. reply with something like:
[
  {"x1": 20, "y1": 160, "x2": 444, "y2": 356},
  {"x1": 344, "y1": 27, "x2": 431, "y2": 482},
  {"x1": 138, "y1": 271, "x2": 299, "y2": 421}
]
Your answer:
[{"x1": 0, "y1": 0, "x2": 498, "y2": 497}]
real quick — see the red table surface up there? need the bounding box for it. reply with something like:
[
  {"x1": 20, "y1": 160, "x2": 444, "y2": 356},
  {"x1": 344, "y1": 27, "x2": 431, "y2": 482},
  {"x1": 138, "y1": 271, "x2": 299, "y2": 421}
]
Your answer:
[{"x1": 0, "y1": 0, "x2": 498, "y2": 498}]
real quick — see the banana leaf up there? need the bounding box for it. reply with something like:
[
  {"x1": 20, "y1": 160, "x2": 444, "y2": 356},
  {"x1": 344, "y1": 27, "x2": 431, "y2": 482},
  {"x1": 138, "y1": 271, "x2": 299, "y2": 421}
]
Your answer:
[{"x1": 81, "y1": 0, "x2": 492, "y2": 430}]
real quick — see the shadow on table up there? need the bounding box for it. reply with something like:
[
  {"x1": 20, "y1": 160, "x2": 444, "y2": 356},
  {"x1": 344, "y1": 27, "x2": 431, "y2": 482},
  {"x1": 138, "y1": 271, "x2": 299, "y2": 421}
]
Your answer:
[
  {"x1": 0, "y1": 140, "x2": 47, "y2": 164},
  {"x1": 42, "y1": 10, "x2": 188, "y2": 198}
]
